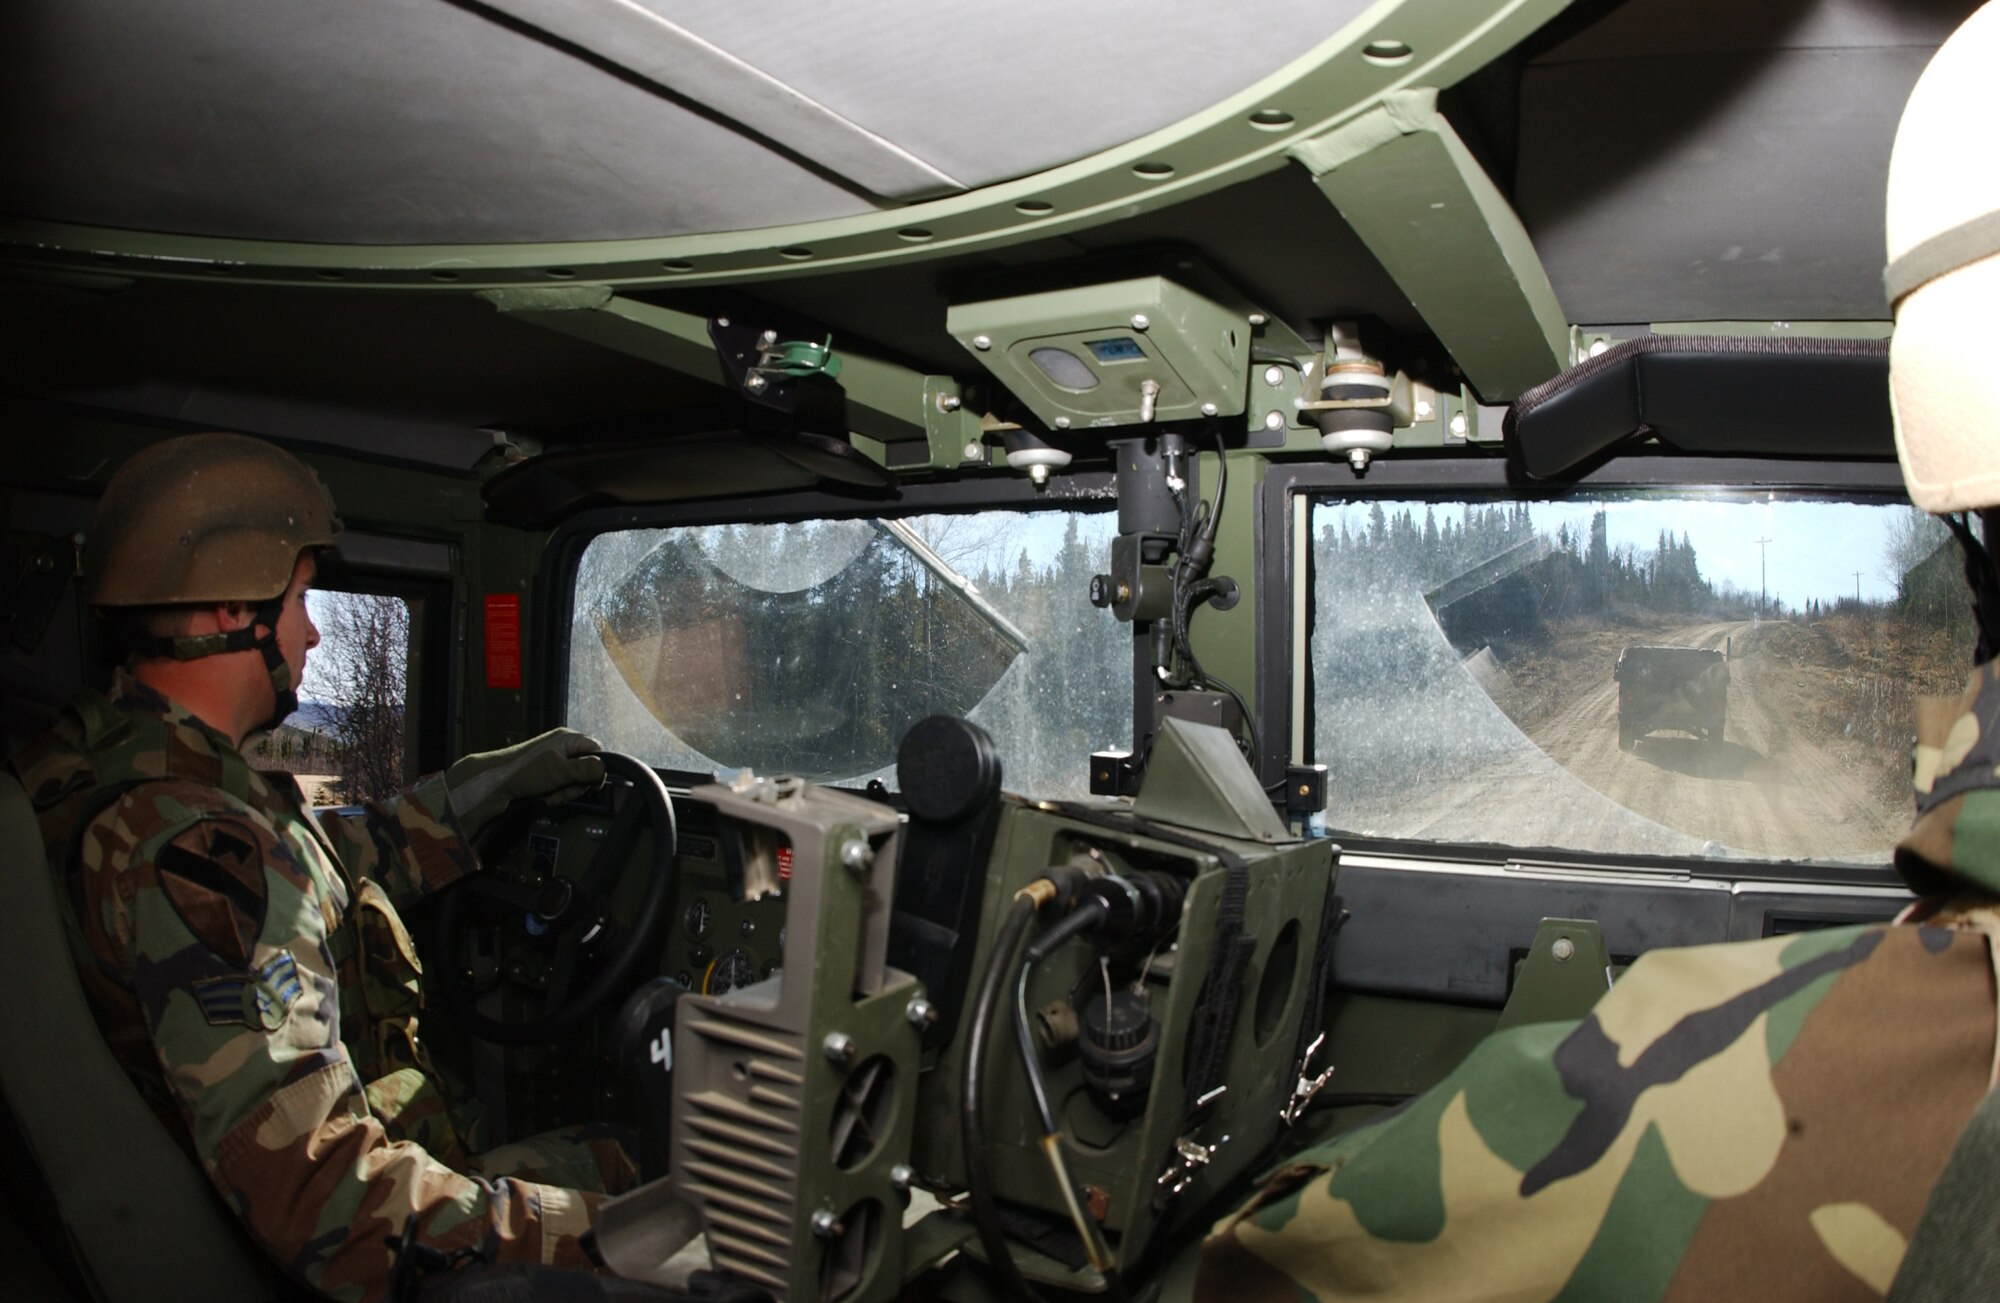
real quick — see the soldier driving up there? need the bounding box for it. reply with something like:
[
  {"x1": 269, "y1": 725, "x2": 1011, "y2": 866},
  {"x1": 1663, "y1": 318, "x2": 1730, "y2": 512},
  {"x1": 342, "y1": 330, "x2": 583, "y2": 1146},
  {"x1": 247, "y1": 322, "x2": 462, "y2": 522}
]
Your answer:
[
  {"x1": 1197, "y1": 6, "x2": 2000, "y2": 1299},
  {"x1": 9, "y1": 433, "x2": 637, "y2": 1300}
]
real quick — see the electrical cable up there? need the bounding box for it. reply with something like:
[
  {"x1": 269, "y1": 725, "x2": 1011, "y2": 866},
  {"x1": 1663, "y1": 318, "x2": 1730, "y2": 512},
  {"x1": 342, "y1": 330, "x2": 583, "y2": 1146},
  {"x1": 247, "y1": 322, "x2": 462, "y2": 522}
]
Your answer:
[
  {"x1": 1249, "y1": 345, "x2": 1305, "y2": 371},
  {"x1": 1011, "y1": 898, "x2": 1130, "y2": 1303},
  {"x1": 1164, "y1": 430, "x2": 1260, "y2": 762},
  {"x1": 961, "y1": 894, "x2": 1050, "y2": 1303},
  {"x1": 1013, "y1": 903, "x2": 1110, "y2": 1132}
]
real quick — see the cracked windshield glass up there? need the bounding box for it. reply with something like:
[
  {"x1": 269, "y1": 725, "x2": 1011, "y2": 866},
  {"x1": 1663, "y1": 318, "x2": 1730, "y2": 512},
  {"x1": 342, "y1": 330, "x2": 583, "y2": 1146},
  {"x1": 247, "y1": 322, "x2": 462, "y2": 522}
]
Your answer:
[
  {"x1": 1311, "y1": 496, "x2": 1973, "y2": 866},
  {"x1": 569, "y1": 510, "x2": 1130, "y2": 798}
]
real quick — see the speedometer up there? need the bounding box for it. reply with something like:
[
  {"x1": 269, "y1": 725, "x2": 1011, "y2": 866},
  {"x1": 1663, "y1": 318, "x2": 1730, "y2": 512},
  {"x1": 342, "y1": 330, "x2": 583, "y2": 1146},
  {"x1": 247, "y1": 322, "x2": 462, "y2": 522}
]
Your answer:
[{"x1": 702, "y1": 948, "x2": 757, "y2": 995}]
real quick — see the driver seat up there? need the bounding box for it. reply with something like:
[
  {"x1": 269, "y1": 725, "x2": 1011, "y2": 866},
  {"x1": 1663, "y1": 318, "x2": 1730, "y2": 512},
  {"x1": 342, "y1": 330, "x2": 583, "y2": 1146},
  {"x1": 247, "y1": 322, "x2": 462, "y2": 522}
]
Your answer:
[{"x1": 0, "y1": 769, "x2": 275, "y2": 1303}]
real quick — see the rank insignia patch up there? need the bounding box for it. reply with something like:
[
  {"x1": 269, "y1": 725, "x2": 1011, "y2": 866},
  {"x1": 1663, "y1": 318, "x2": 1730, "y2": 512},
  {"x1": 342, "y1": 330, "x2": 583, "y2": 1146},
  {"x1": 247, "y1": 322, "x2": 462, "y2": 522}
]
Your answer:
[{"x1": 190, "y1": 950, "x2": 304, "y2": 1031}]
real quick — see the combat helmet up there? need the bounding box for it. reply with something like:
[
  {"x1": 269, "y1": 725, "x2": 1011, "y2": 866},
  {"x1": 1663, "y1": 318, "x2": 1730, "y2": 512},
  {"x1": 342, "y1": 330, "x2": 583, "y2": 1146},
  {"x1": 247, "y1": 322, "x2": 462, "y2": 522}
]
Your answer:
[
  {"x1": 1885, "y1": 2, "x2": 2000, "y2": 656},
  {"x1": 89, "y1": 431, "x2": 341, "y2": 609},
  {"x1": 88, "y1": 432, "x2": 341, "y2": 720}
]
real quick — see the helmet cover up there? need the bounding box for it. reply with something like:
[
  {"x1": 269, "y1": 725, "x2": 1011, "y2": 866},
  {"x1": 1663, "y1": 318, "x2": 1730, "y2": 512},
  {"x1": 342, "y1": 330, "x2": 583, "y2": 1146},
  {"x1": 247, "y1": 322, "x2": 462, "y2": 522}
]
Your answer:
[
  {"x1": 87, "y1": 432, "x2": 342, "y2": 608},
  {"x1": 1887, "y1": 3, "x2": 2000, "y2": 513}
]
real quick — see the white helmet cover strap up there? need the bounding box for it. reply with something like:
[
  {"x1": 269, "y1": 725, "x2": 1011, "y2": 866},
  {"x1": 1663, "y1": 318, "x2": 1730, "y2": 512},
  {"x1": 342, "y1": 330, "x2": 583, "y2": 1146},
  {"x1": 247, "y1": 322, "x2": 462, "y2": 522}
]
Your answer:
[{"x1": 1886, "y1": 208, "x2": 2000, "y2": 306}]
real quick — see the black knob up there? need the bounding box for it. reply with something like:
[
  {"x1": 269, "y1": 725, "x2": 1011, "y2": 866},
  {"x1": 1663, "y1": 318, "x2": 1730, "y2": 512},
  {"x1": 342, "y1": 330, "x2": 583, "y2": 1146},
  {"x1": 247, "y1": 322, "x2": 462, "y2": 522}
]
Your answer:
[{"x1": 1079, "y1": 988, "x2": 1159, "y2": 1115}]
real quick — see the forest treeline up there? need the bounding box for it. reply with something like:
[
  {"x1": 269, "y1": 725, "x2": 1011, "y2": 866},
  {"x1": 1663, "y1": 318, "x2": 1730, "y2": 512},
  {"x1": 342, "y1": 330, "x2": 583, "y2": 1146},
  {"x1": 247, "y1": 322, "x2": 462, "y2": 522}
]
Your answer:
[{"x1": 1317, "y1": 501, "x2": 1961, "y2": 630}]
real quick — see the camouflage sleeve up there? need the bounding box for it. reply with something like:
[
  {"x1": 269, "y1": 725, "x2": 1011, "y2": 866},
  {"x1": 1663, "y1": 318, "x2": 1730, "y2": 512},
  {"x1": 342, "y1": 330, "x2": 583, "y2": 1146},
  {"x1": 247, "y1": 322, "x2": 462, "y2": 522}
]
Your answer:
[
  {"x1": 1198, "y1": 922, "x2": 1996, "y2": 1303},
  {"x1": 315, "y1": 770, "x2": 478, "y2": 907},
  {"x1": 100, "y1": 793, "x2": 593, "y2": 1303}
]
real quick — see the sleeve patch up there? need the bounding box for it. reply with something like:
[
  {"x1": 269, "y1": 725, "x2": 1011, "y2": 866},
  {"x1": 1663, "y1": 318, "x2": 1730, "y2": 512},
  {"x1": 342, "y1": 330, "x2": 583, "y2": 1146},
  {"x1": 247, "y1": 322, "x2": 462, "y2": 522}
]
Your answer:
[
  {"x1": 190, "y1": 950, "x2": 303, "y2": 1031},
  {"x1": 157, "y1": 818, "x2": 271, "y2": 967}
]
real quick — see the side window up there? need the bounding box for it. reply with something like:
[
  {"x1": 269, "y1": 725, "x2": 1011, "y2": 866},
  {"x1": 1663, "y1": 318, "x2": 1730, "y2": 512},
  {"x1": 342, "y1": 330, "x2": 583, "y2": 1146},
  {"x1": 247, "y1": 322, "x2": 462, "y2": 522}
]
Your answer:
[{"x1": 256, "y1": 590, "x2": 414, "y2": 805}]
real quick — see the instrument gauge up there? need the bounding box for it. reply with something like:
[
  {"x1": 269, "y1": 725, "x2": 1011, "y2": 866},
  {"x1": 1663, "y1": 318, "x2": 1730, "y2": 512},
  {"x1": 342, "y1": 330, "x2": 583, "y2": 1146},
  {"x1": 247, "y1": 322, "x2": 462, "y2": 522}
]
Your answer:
[
  {"x1": 683, "y1": 897, "x2": 712, "y2": 939},
  {"x1": 703, "y1": 948, "x2": 757, "y2": 995}
]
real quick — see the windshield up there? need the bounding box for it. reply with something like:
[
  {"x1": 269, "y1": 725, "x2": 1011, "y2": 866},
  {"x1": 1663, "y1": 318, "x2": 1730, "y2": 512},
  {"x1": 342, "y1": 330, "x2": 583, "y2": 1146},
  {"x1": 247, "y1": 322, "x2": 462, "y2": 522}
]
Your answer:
[
  {"x1": 568, "y1": 509, "x2": 1130, "y2": 798},
  {"x1": 1309, "y1": 494, "x2": 1973, "y2": 866}
]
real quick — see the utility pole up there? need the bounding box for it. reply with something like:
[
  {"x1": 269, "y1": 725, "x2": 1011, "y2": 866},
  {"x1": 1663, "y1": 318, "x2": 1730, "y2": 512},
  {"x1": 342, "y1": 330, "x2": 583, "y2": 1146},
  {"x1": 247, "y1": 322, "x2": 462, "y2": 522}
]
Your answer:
[
  {"x1": 1755, "y1": 536, "x2": 1772, "y2": 613},
  {"x1": 1854, "y1": 571, "x2": 1862, "y2": 606}
]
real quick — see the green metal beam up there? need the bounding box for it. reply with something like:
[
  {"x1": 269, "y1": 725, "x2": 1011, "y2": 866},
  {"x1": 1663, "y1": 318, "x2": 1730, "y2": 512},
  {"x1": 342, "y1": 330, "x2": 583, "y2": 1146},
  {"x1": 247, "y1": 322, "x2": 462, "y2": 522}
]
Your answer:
[
  {"x1": 1290, "y1": 88, "x2": 1568, "y2": 400},
  {"x1": 479, "y1": 287, "x2": 981, "y2": 467},
  {"x1": 0, "y1": 0, "x2": 1577, "y2": 291}
]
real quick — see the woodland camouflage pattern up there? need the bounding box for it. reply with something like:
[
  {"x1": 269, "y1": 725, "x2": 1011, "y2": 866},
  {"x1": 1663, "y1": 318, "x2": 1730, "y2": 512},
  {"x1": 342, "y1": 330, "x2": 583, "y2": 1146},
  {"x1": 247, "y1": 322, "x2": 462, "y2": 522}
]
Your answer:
[
  {"x1": 1197, "y1": 666, "x2": 2000, "y2": 1302},
  {"x1": 11, "y1": 671, "x2": 636, "y2": 1302}
]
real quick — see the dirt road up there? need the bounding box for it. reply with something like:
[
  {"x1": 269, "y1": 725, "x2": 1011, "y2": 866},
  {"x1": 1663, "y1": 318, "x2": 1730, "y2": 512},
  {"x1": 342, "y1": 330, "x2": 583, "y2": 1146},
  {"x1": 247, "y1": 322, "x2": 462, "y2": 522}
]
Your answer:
[{"x1": 1521, "y1": 619, "x2": 1906, "y2": 860}]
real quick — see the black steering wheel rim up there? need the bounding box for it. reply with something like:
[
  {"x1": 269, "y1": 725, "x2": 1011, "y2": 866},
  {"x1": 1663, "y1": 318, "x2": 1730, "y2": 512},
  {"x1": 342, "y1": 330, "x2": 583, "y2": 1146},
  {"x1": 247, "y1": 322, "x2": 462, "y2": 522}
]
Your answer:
[{"x1": 435, "y1": 752, "x2": 677, "y2": 1044}]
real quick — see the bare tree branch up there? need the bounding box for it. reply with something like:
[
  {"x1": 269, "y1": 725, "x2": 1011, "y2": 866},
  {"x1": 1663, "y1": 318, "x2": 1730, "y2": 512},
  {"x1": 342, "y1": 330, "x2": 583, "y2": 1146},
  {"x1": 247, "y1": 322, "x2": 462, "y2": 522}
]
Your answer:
[{"x1": 303, "y1": 592, "x2": 409, "y2": 804}]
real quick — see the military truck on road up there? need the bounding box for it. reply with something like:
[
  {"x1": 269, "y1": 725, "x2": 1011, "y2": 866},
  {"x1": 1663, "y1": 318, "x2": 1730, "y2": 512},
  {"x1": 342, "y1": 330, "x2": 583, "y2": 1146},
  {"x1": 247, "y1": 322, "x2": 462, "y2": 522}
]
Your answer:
[{"x1": 1615, "y1": 644, "x2": 1730, "y2": 750}]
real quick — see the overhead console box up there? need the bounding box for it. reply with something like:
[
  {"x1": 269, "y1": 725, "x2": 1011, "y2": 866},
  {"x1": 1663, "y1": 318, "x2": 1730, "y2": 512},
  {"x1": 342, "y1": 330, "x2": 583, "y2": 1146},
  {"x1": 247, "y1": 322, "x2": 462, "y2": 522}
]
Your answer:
[{"x1": 946, "y1": 255, "x2": 1256, "y2": 430}]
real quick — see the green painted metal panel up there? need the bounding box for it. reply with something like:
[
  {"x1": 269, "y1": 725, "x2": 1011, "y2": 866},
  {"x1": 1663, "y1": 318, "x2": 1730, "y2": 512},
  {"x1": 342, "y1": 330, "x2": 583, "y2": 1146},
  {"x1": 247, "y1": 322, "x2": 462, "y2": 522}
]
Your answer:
[
  {"x1": 1292, "y1": 89, "x2": 1568, "y2": 400},
  {"x1": 482, "y1": 289, "x2": 984, "y2": 464}
]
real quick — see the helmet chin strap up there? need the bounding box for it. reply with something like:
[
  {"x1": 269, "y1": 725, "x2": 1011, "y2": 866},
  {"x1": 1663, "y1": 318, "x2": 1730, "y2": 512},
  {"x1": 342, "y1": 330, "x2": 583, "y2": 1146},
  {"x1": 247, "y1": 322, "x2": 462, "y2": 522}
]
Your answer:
[
  {"x1": 255, "y1": 613, "x2": 300, "y2": 732},
  {"x1": 137, "y1": 596, "x2": 297, "y2": 731}
]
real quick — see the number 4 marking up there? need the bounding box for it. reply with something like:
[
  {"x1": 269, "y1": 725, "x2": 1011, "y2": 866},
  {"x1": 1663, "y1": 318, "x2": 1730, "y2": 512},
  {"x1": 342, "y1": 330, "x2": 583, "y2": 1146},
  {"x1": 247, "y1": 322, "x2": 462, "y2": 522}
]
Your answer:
[{"x1": 650, "y1": 1028, "x2": 673, "y2": 1072}]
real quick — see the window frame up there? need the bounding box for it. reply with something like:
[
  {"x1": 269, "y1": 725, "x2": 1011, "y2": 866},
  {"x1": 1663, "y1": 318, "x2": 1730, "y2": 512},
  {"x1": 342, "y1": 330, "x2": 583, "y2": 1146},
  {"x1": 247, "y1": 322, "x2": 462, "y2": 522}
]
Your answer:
[
  {"x1": 1262, "y1": 454, "x2": 1917, "y2": 888},
  {"x1": 540, "y1": 471, "x2": 1130, "y2": 792}
]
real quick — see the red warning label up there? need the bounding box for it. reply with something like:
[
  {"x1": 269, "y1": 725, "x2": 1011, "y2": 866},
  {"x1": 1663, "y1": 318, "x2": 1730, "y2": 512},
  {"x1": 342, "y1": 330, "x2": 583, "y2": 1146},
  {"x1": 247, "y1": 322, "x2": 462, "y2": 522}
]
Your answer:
[
  {"x1": 775, "y1": 845, "x2": 793, "y2": 881},
  {"x1": 484, "y1": 593, "x2": 521, "y2": 690}
]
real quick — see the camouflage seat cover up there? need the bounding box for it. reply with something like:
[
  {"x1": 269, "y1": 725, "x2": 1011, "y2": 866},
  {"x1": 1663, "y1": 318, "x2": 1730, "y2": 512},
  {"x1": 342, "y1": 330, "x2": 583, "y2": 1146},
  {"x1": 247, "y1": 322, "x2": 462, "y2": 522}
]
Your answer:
[{"x1": 1197, "y1": 666, "x2": 2000, "y2": 1301}]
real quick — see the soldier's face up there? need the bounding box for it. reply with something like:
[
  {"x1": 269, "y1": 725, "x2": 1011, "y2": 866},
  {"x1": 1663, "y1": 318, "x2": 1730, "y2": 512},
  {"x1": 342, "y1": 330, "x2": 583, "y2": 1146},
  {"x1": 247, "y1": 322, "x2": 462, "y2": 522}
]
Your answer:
[{"x1": 272, "y1": 554, "x2": 320, "y2": 690}]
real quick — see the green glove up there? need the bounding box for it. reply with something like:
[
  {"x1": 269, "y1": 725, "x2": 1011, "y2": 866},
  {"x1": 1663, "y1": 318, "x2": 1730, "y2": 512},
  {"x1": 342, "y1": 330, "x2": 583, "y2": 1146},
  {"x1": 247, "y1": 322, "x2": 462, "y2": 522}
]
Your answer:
[{"x1": 445, "y1": 728, "x2": 606, "y2": 842}]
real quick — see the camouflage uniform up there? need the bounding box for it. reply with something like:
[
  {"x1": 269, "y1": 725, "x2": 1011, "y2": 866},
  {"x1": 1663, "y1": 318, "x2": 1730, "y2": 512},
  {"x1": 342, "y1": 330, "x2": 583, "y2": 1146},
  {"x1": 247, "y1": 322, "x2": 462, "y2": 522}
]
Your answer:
[
  {"x1": 1197, "y1": 667, "x2": 2000, "y2": 1302},
  {"x1": 11, "y1": 670, "x2": 637, "y2": 1302}
]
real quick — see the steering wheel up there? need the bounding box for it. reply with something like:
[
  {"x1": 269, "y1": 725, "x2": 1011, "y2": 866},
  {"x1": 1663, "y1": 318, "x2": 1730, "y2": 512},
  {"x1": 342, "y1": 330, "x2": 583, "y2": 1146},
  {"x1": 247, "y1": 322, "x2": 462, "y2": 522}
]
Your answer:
[{"x1": 435, "y1": 752, "x2": 677, "y2": 1044}]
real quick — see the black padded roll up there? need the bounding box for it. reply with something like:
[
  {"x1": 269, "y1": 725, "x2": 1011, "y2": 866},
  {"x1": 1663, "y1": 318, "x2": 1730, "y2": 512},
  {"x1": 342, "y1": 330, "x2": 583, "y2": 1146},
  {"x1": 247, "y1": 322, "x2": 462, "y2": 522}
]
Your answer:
[
  {"x1": 896, "y1": 715, "x2": 1000, "y2": 823},
  {"x1": 1504, "y1": 334, "x2": 1892, "y2": 479}
]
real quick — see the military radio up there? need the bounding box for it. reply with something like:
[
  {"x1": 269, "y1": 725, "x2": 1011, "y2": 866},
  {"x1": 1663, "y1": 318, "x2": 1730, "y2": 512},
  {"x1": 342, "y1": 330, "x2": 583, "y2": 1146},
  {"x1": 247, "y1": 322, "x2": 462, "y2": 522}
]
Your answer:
[{"x1": 595, "y1": 717, "x2": 1337, "y2": 1302}]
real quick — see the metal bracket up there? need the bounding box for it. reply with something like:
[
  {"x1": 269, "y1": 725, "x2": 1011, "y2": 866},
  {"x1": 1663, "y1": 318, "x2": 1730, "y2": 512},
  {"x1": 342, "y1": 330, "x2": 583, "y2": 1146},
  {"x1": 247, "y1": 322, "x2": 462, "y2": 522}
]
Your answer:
[
  {"x1": 1088, "y1": 750, "x2": 1143, "y2": 798},
  {"x1": 1279, "y1": 1031, "x2": 1336, "y2": 1126},
  {"x1": 1495, "y1": 918, "x2": 1614, "y2": 1033},
  {"x1": 709, "y1": 315, "x2": 841, "y2": 411},
  {"x1": 1280, "y1": 765, "x2": 1327, "y2": 821},
  {"x1": 1154, "y1": 1134, "x2": 1224, "y2": 1205}
]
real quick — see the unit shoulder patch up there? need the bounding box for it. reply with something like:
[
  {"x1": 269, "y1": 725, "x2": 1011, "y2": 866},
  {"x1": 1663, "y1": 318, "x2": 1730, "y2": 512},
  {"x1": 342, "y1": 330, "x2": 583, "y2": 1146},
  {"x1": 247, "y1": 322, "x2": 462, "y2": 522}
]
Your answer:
[{"x1": 155, "y1": 814, "x2": 274, "y2": 966}]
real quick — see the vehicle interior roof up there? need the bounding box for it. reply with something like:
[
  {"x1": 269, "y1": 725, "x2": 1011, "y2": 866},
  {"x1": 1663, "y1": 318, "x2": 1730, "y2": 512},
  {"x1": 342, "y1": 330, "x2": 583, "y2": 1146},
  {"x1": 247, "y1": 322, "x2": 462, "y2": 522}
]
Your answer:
[{"x1": 0, "y1": 0, "x2": 1977, "y2": 482}]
